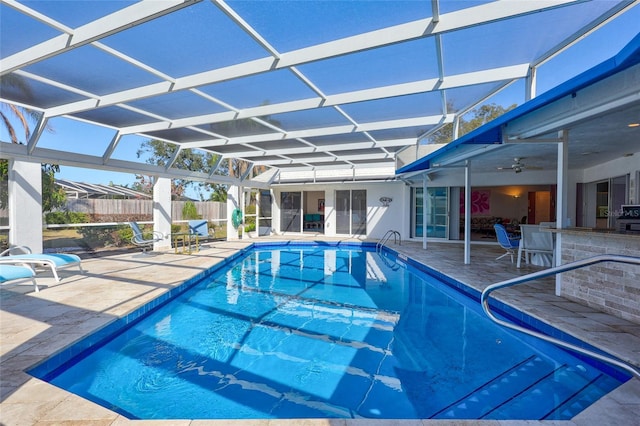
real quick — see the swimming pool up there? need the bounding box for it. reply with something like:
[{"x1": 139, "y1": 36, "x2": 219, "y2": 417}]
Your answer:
[{"x1": 30, "y1": 243, "x2": 629, "y2": 420}]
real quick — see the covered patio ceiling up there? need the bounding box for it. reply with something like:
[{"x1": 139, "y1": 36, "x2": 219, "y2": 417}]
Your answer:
[{"x1": 1, "y1": 0, "x2": 638, "y2": 186}]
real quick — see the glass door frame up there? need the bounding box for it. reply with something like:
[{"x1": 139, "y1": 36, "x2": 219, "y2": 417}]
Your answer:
[
  {"x1": 335, "y1": 189, "x2": 367, "y2": 236},
  {"x1": 411, "y1": 186, "x2": 449, "y2": 239}
]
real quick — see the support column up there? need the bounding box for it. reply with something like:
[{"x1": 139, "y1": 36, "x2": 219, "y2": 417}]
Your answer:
[
  {"x1": 525, "y1": 65, "x2": 537, "y2": 101},
  {"x1": 423, "y1": 176, "x2": 428, "y2": 250},
  {"x1": 153, "y1": 177, "x2": 172, "y2": 251},
  {"x1": 464, "y1": 160, "x2": 471, "y2": 265},
  {"x1": 555, "y1": 131, "x2": 569, "y2": 295},
  {"x1": 227, "y1": 185, "x2": 241, "y2": 240},
  {"x1": 8, "y1": 159, "x2": 43, "y2": 253}
]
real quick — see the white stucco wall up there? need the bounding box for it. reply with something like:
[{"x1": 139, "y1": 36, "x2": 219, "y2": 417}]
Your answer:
[{"x1": 271, "y1": 182, "x2": 408, "y2": 240}]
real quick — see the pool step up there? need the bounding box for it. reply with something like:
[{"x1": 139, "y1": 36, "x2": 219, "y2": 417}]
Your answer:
[
  {"x1": 483, "y1": 364, "x2": 613, "y2": 419},
  {"x1": 432, "y1": 355, "x2": 548, "y2": 419},
  {"x1": 432, "y1": 356, "x2": 613, "y2": 420},
  {"x1": 542, "y1": 373, "x2": 619, "y2": 420}
]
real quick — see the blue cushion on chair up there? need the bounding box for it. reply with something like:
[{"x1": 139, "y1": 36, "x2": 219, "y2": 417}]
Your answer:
[{"x1": 0, "y1": 265, "x2": 35, "y2": 283}]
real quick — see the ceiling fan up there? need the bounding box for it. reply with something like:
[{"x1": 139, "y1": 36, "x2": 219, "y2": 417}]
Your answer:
[{"x1": 497, "y1": 157, "x2": 542, "y2": 173}]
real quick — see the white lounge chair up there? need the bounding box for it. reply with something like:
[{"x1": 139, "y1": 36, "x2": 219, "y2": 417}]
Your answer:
[
  {"x1": 0, "y1": 246, "x2": 84, "y2": 282},
  {"x1": 517, "y1": 224, "x2": 555, "y2": 268},
  {"x1": 129, "y1": 222, "x2": 163, "y2": 253},
  {"x1": 0, "y1": 264, "x2": 39, "y2": 292}
]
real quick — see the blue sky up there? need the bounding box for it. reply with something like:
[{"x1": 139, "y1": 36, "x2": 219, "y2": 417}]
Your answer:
[{"x1": 2, "y1": 3, "x2": 639, "y2": 200}]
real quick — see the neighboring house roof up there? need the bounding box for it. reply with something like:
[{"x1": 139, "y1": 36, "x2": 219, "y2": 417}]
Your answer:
[
  {"x1": 397, "y1": 33, "x2": 640, "y2": 176},
  {"x1": 55, "y1": 179, "x2": 151, "y2": 199}
]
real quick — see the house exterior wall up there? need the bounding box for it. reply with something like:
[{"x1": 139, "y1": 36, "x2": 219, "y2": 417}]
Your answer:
[{"x1": 271, "y1": 182, "x2": 407, "y2": 240}]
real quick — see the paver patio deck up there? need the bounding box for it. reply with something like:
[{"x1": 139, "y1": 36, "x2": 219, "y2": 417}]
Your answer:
[{"x1": 1, "y1": 236, "x2": 638, "y2": 425}]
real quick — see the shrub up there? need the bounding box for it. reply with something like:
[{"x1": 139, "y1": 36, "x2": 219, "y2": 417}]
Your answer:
[
  {"x1": 68, "y1": 212, "x2": 90, "y2": 223},
  {"x1": 45, "y1": 211, "x2": 90, "y2": 224},
  {"x1": 78, "y1": 225, "x2": 120, "y2": 248},
  {"x1": 114, "y1": 225, "x2": 134, "y2": 246},
  {"x1": 45, "y1": 211, "x2": 68, "y2": 224},
  {"x1": 182, "y1": 201, "x2": 200, "y2": 220}
]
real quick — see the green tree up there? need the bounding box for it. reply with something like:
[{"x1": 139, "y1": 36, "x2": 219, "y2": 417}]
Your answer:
[
  {"x1": 208, "y1": 183, "x2": 228, "y2": 202},
  {"x1": 181, "y1": 201, "x2": 200, "y2": 219},
  {"x1": 0, "y1": 75, "x2": 39, "y2": 144},
  {"x1": 136, "y1": 140, "x2": 220, "y2": 200},
  {"x1": 425, "y1": 103, "x2": 517, "y2": 145},
  {"x1": 0, "y1": 160, "x2": 66, "y2": 212}
]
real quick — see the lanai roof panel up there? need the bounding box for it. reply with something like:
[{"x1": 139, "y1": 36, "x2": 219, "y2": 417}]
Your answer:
[
  {"x1": 441, "y1": 0, "x2": 622, "y2": 75},
  {"x1": 262, "y1": 107, "x2": 353, "y2": 132},
  {"x1": 341, "y1": 92, "x2": 444, "y2": 123},
  {"x1": 0, "y1": 3, "x2": 59, "y2": 56},
  {"x1": 0, "y1": 73, "x2": 88, "y2": 108},
  {"x1": 226, "y1": 0, "x2": 434, "y2": 52},
  {"x1": 72, "y1": 105, "x2": 160, "y2": 129},
  {"x1": 22, "y1": 45, "x2": 163, "y2": 95},
  {"x1": 198, "y1": 69, "x2": 319, "y2": 110},
  {"x1": 125, "y1": 90, "x2": 229, "y2": 120},
  {"x1": 99, "y1": 1, "x2": 272, "y2": 78},
  {"x1": 297, "y1": 38, "x2": 440, "y2": 95},
  {"x1": 1, "y1": 0, "x2": 637, "y2": 184},
  {"x1": 19, "y1": 0, "x2": 136, "y2": 27}
]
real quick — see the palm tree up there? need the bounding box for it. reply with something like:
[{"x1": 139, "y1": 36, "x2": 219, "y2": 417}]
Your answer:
[
  {"x1": 1, "y1": 75, "x2": 65, "y2": 211},
  {"x1": 0, "y1": 74, "x2": 39, "y2": 144}
]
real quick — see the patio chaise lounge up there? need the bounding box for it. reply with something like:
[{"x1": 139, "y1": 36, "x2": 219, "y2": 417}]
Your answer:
[
  {"x1": 0, "y1": 246, "x2": 84, "y2": 282},
  {"x1": 0, "y1": 264, "x2": 39, "y2": 292}
]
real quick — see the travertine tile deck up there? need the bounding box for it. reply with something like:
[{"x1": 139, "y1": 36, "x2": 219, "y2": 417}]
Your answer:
[{"x1": 1, "y1": 237, "x2": 638, "y2": 425}]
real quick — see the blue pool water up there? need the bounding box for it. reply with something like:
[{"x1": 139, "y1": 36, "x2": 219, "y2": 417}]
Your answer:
[{"x1": 31, "y1": 244, "x2": 628, "y2": 420}]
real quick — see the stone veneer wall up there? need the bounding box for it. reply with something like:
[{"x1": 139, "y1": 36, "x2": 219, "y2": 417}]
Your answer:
[{"x1": 560, "y1": 232, "x2": 640, "y2": 324}]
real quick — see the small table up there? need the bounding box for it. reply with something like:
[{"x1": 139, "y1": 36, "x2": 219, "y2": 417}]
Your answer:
[{"x1": 173, "y1": 233, "x2": 199, "y2": 254}]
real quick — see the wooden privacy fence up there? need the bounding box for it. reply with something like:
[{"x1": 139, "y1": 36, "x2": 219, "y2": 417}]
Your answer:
[{"x1": 63, "y1": 199, "x2": 227, "y2": 220}]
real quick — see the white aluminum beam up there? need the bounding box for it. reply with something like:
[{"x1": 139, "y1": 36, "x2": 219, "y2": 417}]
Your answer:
[
  {"x1": 33, "y1": 1, "x2": 565, "y2": 118},
  {"x1": 65, "y1": 64, "x2": 528, "y2": 131},
  {"x1": 0, "y1": 142, "x2": 260, "y2": 186}
]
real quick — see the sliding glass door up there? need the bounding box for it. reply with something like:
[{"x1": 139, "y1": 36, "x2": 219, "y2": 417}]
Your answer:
[
  {"x1": 336, "y1": 190, "x2": 366, "y2": 235},
  {"x1": 412, "y1": 187, "x2": 448, "y2": 238},
  {"x1": 280, "y1": 192, "x2": 301, "y2": 232}
]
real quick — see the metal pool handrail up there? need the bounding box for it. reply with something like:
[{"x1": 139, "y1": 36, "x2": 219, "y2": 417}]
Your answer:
[
  {"x1": 481, "y1": 254, "x2": 640, "y2": 379},
  {"x1": 377, "y1": 230, "x2": 401, "y2": 253}
]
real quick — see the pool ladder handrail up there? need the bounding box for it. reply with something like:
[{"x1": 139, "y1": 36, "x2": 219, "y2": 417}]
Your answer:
[
  {"x1": 377, "y1": 230, "x2": 401, "y2": 253},
  {"x1": 481, "y1": 254, "x2": 640, "y2": 379}
]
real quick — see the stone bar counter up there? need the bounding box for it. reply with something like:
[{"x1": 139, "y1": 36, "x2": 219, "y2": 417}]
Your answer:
[{"x1": 549, "y1": 227, "x2": 640, "y2": 324}]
